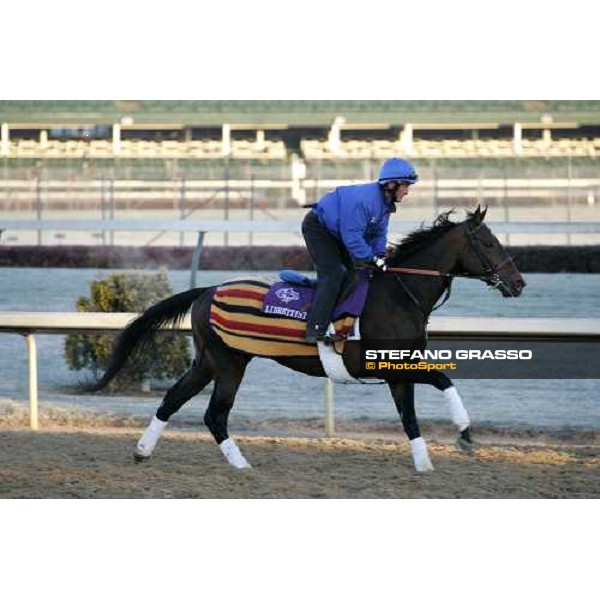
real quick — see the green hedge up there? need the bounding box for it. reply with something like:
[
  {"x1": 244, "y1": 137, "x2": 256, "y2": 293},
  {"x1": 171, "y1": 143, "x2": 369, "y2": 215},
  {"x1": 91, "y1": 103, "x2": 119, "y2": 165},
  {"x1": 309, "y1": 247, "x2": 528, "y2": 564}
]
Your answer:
[{"x1": 64, "y1": 270, "x2": 191, "y2": 391}]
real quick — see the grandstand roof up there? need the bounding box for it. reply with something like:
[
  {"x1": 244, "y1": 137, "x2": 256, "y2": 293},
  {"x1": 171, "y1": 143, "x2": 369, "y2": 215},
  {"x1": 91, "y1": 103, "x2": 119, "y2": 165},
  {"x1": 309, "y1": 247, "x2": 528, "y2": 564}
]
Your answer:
[{"x1": 1, "y1": 100, "x2": 600, "y2": 127}]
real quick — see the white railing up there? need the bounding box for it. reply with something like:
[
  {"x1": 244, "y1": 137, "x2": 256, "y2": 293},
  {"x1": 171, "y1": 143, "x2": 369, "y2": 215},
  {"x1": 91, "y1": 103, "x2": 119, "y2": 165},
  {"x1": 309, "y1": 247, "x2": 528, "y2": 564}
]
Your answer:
[
  {"x1": 3, "y1": 218, "x2": 600, "y2": 234},
  {"x1": 2, "y1": 312, "x2": 600, "y2": 432}
]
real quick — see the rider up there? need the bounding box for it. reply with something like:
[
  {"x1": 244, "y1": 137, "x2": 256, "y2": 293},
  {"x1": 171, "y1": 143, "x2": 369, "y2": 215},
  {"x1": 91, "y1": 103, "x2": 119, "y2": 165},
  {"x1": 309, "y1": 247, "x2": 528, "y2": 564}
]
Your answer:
[{"x1": 302, "y1": 157, "x2": 419, "y2": 343}]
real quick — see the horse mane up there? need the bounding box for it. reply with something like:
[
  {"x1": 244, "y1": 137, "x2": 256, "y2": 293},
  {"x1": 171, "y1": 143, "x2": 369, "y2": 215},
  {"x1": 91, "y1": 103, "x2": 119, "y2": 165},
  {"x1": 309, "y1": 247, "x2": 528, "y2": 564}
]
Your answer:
[{"x1": 388, "y1": 209, "x2": 476, "y2": 266}]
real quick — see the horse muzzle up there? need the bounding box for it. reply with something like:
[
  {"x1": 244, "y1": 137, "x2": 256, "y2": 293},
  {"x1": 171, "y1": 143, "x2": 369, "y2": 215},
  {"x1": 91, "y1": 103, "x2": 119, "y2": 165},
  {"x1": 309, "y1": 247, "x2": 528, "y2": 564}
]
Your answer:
[
  {"x1": 500, "y1": 276, "x2": 526, "y2": 297},
  {"x1": 487, "y1": 273, "x2": 526, "y2": 297}
]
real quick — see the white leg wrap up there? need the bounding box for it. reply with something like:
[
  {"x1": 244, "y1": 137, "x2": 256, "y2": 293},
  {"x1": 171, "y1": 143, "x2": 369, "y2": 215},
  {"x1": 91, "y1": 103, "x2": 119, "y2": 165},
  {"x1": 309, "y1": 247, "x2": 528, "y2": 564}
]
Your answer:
[
  {"x1": 443, "y1": 386, "x2": 470, "y2": 431},
  {"x1": 219, "y1": 438, "x2": 252, "y2": 469},
  {"x1": 136, "y1": 416, "x2": 168, "y2": 457},
  {"x1": 410, "y1": 436, "x2": 434, "y2": 472}
]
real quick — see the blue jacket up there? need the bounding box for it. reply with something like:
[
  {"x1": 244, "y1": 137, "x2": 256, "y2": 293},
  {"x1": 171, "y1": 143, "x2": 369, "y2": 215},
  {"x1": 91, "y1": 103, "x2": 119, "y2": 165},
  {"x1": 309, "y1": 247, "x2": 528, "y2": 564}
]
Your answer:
[{"x1": 312, "y1": 182, "x2": 396, "y2": 261}]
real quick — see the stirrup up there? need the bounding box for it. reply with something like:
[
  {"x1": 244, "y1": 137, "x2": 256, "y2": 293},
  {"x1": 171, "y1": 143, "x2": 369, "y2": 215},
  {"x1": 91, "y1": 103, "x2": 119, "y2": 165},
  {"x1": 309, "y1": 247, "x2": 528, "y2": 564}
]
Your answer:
[
  {"x1": 305, "y1": 332, "x2": 326, "y2": 343},
  {"x1": 323, "y1": 332, "x2": 346, "y2": 345}
]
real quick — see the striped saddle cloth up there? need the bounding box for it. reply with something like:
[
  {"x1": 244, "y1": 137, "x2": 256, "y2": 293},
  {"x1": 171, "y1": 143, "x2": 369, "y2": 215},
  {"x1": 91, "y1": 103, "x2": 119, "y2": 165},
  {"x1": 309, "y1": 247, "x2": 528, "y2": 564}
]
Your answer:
[{"x1": 209, "y1": 271, "x2": 370, "y2": 358}]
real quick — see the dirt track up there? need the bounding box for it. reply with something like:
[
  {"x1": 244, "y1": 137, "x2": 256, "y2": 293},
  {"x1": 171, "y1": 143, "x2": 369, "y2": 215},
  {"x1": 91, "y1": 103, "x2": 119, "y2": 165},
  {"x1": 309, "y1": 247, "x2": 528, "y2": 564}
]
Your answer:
[{"x1": 1, "y1": 407, "x2": 598, "y2": 498}]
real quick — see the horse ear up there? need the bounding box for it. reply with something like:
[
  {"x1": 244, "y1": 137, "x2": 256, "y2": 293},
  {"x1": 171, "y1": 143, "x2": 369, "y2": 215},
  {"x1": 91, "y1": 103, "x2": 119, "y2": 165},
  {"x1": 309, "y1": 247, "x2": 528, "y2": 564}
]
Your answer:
[
  {"x1": 480, "y1": 205, "x2": 488, "y2": 221},
  {"x1": 472, "y1": 205, "x2": 482, "y2": 225}
]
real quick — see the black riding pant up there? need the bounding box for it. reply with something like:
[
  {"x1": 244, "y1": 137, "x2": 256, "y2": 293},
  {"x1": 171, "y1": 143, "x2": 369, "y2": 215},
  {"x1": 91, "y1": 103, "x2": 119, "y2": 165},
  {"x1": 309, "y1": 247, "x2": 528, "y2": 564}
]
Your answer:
[{"x1": 302, "y1": 211, "x2": 355, "y2": 332}]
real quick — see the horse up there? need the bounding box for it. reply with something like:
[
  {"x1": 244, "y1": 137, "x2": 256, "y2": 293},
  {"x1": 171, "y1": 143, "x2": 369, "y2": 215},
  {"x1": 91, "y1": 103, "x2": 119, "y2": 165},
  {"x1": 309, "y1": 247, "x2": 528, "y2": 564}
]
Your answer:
[{"x1": 87, "y1": 206, "x2": 526, "y2": 472}]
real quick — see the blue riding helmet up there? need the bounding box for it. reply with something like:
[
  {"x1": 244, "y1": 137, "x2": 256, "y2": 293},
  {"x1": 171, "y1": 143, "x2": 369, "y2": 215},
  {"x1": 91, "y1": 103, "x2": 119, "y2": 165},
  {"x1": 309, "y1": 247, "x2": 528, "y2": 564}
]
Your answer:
[{"x1": 378, "y1": 157, "x2": 419, "y2": 185}]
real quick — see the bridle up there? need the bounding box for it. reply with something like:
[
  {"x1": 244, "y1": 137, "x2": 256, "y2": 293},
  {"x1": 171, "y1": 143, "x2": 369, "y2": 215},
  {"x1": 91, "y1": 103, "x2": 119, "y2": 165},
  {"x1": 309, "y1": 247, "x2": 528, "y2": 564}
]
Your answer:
[
  {"x1": 384, "y1": 220, "x2": 518, "y2": 319},
  {"x1": 462, "y1": 221, "x2": 517, "y2": 295}
]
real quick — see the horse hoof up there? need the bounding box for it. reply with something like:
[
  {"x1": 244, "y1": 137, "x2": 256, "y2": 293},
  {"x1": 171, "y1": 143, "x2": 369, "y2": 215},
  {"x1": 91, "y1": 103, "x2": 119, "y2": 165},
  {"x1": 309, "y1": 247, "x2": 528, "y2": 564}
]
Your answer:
[
  {"x1": 415, "y1": 464, "x2": 435, "y2": 473},
  {"x1": 456, "y1": 427, "x2": 474, "y2": 453},
  {"x1": 456, "y1": 437, "x2": 474, "y2": 454},
  {"x1": 133, "y1": 452, "x2": 150, "y2": 464}
]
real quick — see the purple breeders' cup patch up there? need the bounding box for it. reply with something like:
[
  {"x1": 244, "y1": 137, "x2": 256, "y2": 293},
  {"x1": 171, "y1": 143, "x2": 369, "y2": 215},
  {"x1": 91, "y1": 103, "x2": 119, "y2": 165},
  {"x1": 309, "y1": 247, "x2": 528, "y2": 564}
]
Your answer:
[
  {"x1": 263, "y1": 284, "x2": 315, "y2": 320},
  {"x1": 263, "y1": 270, "x2": 371, "y2": 322}
]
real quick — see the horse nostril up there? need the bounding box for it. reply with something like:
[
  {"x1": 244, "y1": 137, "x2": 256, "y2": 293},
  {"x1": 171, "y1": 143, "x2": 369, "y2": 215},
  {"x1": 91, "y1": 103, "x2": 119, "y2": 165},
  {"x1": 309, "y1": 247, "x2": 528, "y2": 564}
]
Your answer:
[{"x1": 517, "y1": 279, "x2": 526, "y2": 289}]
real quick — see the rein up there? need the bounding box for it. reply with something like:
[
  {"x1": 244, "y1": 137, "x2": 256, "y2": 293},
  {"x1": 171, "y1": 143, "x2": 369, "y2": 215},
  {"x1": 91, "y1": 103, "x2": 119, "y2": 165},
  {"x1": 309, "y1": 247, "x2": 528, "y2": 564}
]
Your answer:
[
  {"x1": 388, "y1": 269, "x2": 453, "y2": 321},
  {"x1": 387, "y1": 266, "x2": 448, "y2": 276}
]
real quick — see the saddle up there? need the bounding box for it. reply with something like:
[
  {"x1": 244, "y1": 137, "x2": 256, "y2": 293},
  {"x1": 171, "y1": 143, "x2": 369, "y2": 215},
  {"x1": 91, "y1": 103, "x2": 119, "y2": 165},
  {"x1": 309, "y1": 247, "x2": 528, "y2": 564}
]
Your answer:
[{"x1": 279, "y1": 270, "x2": 317, "y2": 288}]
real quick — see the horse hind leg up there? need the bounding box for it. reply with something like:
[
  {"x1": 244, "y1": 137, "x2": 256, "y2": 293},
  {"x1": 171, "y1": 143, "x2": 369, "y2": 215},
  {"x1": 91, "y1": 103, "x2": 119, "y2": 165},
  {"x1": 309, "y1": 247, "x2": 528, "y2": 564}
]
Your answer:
[
  {"x1": 203, "y1": 354, "x2": 251, "y2": 469},
  {"x1": 134, "y1": 359, "x2": 214, "y2": 462}
]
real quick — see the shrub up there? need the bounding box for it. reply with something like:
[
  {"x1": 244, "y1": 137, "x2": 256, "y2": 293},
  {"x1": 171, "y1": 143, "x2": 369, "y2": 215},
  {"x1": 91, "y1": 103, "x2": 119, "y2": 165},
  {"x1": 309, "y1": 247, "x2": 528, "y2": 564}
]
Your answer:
[{"x1": 64, "y1": 269, "x2": 191, "y2": 391}]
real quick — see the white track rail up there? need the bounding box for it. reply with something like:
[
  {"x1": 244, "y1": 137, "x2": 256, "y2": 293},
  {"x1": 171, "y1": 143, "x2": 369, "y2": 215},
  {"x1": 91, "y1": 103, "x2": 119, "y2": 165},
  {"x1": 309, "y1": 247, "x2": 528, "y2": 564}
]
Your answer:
[{"x1": 2, "y1": 312, "x2": 599, "y2": 432}]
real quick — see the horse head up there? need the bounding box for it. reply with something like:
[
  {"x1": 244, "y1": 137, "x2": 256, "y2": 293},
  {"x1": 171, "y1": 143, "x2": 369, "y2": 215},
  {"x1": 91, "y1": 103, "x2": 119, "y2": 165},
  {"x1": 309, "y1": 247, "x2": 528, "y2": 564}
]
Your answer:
[{"x1": 456, "y1": 206, "x2": 526, "y2": 297}]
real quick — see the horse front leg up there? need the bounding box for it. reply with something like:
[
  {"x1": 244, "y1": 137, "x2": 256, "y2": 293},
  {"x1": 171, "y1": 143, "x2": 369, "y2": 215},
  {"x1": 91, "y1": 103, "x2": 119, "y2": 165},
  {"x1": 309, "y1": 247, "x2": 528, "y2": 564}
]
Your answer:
[
  {"x1": 428, "y1": 373, "x2": 474, "y2": 453},
  {"x1": 388, "y1": 381, "x2": 434, "y2": 472}
]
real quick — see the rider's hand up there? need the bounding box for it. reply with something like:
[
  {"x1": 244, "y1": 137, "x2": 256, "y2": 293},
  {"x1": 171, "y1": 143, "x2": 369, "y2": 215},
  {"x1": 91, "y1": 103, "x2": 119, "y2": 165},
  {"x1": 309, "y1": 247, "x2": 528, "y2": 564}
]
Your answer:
[{"x1": 372, "y1": 256, "x2": 387, "y2": 272}]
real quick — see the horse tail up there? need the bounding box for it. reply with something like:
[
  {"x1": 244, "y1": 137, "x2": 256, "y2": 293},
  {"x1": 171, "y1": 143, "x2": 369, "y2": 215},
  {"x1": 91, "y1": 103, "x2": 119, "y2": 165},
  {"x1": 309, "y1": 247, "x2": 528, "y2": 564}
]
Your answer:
[{"x1": 85, "y1": 287, "x2": 211, "y2": 392}]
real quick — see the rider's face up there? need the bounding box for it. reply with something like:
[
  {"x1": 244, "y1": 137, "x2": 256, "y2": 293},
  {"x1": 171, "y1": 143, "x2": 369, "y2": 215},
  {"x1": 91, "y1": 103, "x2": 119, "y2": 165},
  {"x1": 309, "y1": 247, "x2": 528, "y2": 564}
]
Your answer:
[{"x1": 394, "y1": 183, "x2": 410, "y2": 203}]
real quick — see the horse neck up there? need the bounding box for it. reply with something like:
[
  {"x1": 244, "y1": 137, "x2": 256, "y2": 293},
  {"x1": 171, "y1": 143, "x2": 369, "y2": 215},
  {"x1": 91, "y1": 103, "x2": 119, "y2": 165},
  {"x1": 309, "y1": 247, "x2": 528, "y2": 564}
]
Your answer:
[
  {"x1": 399, "y1": 226, "x2": 463, "y2": 273},
  {"x1": 390, "y1": 227, "x2": 465, "y2": 314}
]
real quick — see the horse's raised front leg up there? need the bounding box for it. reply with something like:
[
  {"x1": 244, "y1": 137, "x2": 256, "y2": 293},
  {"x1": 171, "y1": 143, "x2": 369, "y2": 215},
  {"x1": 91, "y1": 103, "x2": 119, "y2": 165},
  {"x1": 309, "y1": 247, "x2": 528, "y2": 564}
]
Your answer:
[
  {"x1": 443, "y1": 385, "x2": 474, "y2": 452},
  {"x1": 428, "y1": 372, "x2": 474, "y2": 453},
  {"x1": 388, "y1": 381, "x2": 434, "y2": 472}
]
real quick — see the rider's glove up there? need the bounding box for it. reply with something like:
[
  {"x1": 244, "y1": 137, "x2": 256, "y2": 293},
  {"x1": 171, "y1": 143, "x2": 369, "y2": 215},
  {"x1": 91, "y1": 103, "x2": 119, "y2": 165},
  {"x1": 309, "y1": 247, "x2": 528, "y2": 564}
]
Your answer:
[{"x1": 372, "y1": 256, "x2": 387, "y2": 272}]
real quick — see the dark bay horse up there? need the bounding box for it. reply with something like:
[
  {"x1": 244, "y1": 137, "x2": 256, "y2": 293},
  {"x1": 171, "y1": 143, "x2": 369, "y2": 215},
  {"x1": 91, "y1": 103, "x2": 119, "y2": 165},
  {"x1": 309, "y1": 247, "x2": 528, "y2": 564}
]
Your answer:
[{"x1": 88, "y1": 207, "x2": 525, "y2": 472}]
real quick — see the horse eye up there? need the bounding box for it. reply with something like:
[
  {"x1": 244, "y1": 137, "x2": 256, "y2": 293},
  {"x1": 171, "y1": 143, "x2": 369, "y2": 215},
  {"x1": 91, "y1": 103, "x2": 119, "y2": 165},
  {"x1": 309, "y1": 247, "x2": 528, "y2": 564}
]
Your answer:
[{"x1": 484, "y1": 240, "x2": 493, "y2": 248}]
